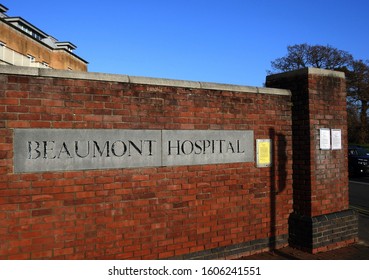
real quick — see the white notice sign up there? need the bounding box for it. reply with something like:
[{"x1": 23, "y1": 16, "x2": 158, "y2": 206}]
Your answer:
[
  {"x1": 331, "y1": 129, "x2": 342, "y2": 150},
  {"x1": 319, "y1": 128, "x2": 331, "y2": 150}
]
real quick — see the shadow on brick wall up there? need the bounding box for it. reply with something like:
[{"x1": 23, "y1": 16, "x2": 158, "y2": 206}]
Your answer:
[{"x1": 269, "y1": 128, "x2": 288, "y2": 250}]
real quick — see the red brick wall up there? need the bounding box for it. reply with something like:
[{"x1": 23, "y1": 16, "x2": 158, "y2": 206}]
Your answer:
[
  {"x1": 310, "y1": 74, "x2": 349, "y2": 216},
  {"x1": 0, "y1": 68, "x2": 293, "y2": 259},
  {"x1": 266, "y1": 69, "x2": 349, "y2": 217},
  {"x1": 267, "y1": 69, "x2": 356, "y2": 253}
]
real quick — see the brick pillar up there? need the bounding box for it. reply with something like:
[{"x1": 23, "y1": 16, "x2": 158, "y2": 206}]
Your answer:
[{"x1": 266, "y1": 68, "x2": 358, "y2": 253}]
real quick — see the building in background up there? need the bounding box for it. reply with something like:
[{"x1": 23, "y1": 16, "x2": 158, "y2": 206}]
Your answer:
[{"x1": 0, "y1": 4, "x2": 88, "y2": 71}]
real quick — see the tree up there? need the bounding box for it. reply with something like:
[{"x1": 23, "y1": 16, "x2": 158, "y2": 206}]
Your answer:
[
  {"x1": 269, "y1": 43, "x2": 353, "y2": 73},
  {"x1": 347, "y1": 101, "x2": 361, "y2": 143},
  {"x1": 269, "y1": 43, "x2": 369, "y2": 144},
  {"x1": 345, "y1": 60, "x2": 369, "y2": 143}
]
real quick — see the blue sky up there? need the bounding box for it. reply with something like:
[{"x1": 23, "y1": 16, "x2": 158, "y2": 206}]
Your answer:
[{"x1": 2, "y1": 0, "x2": 369, "y2": 86}]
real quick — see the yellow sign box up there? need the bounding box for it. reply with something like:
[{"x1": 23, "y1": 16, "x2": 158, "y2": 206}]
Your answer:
[{"x1": 256, "y1": 139, "x2": 272, "y2": 167}]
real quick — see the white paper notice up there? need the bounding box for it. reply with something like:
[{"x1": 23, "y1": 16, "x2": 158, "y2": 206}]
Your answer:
[
  {"x1": 319, "y1": 128, "x2": 331, "y2": 150},
  {"x1": 331, "y1": 129, "x2": 342, "y2": 150}
]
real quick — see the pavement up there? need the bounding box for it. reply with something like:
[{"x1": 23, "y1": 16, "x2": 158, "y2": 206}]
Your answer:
[
  {"x1": 238, "y1": 212, "x2": 369, "y2": 260},
  {"x1": 239, "y1": 242, "x2": 369, "y2": 260}
]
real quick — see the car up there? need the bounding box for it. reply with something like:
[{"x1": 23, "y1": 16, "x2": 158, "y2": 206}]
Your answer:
[{"x1": 348, "y1": 145, "x2": 369, "y2": 176}]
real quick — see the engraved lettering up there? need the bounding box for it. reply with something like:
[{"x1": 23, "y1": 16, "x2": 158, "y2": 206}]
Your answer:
[
  {"x1": 93, "y1": 141, "x2": 110, "y2": 158},
  {"x1": 227, "y1": 141, "x2": 235, "y2": 153},
  {"x1": 181, "y1": 140, "x2": 194, "y2": 155},
  {"x1": 111, "y1": 141, "x2": 127, "y2": 157},
  {"x1": 28, "y1": 141, "x2": 41, "y2": 159},
  {"x1": 218, "y1": 140, "x2": 225, "y2": 153},
  {"x1": 168, "y1": 140, "x2": 180, "y2": 155},
  {"x1": 167, "y1": 139, "x2": 246, "y2": 156},
  {"x1": 43, "y1": 141, "x2": 56, "y2": 159},
  {"x1": 194, "y1": 140, "x2": 202, "y2": 155},
  {"x1": 202, "y1": 140, "x2": 211, "y2": 154},
  {"x1": 75, "y1": 141, "x2": 90, "y2": 158},
  {"x1": 145, "y1": 140, "x2": 156, "y2": 156},
  {"x1": 128, "y1": 140, "x2": 142, "y2": 156},
  {"x1": 57, "y1": 142, "x2": 72, "y2": 158},
  {"x1": 237, "y1": 140, "x2": 245, "y2": 154}
]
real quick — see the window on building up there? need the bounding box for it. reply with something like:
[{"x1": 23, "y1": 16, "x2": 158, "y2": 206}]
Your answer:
[
  {"x1": 27, "y1": 54, "x2": 35, "y2": 62},
  {"x1": 19, "y1": 23, "x2": 43, "y2": 41}
]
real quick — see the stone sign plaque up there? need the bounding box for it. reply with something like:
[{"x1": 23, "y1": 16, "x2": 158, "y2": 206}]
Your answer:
[
  {"x1": 162, "y1": 130, "x2": 254, "y2": 167},
  {"x1": 14, "y1": 129, "x2": 162, "y2": 173},
  {"x1": 14, "y1": 129, "x2": 254, "y2": 173}
]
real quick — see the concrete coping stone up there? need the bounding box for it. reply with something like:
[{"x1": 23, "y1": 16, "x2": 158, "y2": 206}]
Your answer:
[
  {"x1": 267, "y1": 67, "x2": 345, "y2": 80},
  {"x1": 0, "y1": 65, "x2": 291, "y2": 96}
]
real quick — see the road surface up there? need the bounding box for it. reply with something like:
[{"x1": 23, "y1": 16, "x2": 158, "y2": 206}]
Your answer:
[{"x1": 349, "y1": 178, "x2": 369, "y2": 244}]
